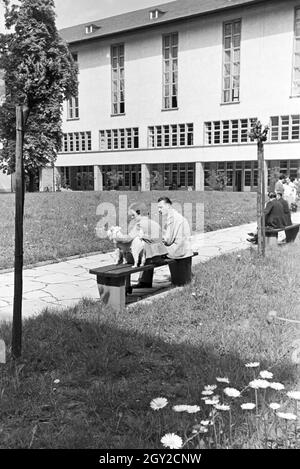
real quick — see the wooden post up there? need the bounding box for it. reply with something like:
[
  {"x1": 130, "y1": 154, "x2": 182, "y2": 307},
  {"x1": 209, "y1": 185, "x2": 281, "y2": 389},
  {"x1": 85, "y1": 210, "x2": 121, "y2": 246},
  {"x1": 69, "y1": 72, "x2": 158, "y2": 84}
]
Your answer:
[
  {"x1": 12, "y1": 104, "x2": 29, "y2": 359},
  {"x1": 249, "y1": 120, "x2": 269, "y2": 258},
  {"x1": 257, "y1": 140, "x2": 265, "y2": 256}
]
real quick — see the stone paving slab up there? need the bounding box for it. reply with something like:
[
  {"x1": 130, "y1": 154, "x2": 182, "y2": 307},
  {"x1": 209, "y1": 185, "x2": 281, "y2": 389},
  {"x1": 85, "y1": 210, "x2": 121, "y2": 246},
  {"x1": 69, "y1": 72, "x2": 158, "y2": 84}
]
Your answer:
[{"x1": 1, "y1": 213, "x2": 299, "y2": 323}]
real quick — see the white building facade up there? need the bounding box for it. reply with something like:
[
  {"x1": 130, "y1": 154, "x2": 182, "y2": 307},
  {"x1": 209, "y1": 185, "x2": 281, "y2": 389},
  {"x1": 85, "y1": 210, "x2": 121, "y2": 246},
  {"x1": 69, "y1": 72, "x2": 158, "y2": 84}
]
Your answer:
[{"x1": 41, "y1": 0, "x2": 300, "y2": 192}]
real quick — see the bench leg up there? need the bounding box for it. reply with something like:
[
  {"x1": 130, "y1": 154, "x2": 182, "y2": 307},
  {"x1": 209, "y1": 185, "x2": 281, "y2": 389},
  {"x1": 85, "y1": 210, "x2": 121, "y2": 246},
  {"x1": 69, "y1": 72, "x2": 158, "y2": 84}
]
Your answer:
[
  {"x1": 168, "y1": 257, "x2": 192, "y2": 286},
  {"x1": 97, "y1": 276, "x2": 126, "y2": 312},
  {"x1": 286, "y1": 226, "x2": 299, "y2": 243}
]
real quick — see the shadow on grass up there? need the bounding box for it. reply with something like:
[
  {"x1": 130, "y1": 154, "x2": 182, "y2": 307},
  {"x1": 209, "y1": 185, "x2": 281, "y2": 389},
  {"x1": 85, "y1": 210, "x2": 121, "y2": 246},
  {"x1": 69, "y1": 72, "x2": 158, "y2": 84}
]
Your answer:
[{"x1": 0, "y1": 297, "x2": 298, "y2": 449}]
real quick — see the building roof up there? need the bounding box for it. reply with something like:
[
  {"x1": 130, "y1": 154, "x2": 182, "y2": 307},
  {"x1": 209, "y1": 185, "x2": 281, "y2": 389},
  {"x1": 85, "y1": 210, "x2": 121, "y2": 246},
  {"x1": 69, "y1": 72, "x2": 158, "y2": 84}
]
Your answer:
[{"x1": 59, "y1": 0, "x2": 269, "y2": 45}]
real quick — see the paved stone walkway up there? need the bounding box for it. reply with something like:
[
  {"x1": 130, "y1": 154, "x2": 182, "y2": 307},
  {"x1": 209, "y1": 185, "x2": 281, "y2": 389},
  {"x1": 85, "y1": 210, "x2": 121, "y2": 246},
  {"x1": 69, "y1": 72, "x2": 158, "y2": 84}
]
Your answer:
[{"x1": 1, "y1": 212, "x2": 300, "y2": 323}]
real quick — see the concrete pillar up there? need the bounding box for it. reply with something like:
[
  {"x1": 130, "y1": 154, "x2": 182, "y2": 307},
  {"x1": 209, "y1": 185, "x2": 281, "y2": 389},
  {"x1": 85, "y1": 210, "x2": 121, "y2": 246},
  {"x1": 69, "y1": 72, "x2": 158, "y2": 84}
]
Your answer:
[
  {"x1": 195, "y1": 162, "x2": 204, "y2": 191},
  {"x1": 141, "y1": 163, "x2": 151, "y2": 191},
  {"x1": 94, "y1": 165, "x2": 103, "y2": 191}
]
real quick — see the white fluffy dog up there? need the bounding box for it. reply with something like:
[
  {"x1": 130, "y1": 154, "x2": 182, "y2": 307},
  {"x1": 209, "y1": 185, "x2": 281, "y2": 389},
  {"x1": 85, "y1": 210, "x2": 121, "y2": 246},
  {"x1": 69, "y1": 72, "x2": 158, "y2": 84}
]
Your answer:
[{"x1": 107, "y1": 225, "x2": 146, "y2": 268}]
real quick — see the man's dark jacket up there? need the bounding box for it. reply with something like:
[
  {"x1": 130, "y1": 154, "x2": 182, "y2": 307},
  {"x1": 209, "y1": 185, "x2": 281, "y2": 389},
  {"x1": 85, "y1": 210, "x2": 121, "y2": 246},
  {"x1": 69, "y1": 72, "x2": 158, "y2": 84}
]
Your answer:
[
  {"x1": 277, "y1": 198, "x2": 292, "y2": 226},
  {"x1": 264, "y1": 199, "x2": 287, "y2": 228}
]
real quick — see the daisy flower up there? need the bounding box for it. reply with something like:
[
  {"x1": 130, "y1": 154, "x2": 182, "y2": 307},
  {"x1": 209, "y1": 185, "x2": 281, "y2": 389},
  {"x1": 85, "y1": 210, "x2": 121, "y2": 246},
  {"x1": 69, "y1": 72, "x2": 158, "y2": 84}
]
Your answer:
[
  {"x1": 216, "y1": 377, "x2": 230, "y2": 384},
  {"x1": 186, "y1": 405, "x2": 201, "y2": 414},
  {"x1": 53, "y1": 379, "x2": 60, "y2": 384},
  {"x1": 268, "y1": 382, "x2": 285, "y2": 391},
  {"x1": 150, "y1": 397, "x2": 168, "y2": 410},
  {"x1": 200, "y1": 420, "x2": 211, "y2": 426},
  {"x1": 204, "y1": 385, "x2": 217, "y2": 391},
  {"x1": 172, "y1": 405, "x2": 189, "y2": 412},
  {"x1": 241, "y1": 403, "x2": 256, "y2": 410},
  {"x1": 215, "y1": 404, "x2": 230, "y2": 411},
  {"x1": 287, "y1": 391, "x2": 300, "y2": 400},
  {"x1": 224, "y1": 387, "x2": 241, "y2": 398},
  {"x1": 245, "y1": 362, "x2": 260, "y2": 368},
  {"x1": 205, "y1": 397, "x2": 220, "y2": 405},
  {"x1": 161, "y1": 433, "x2": 183, "y2": 449},
  {"x1": 249, "y1": 379, "x2": 270, "y2": 389},
  {"x1": 269, "y1": 403, "x2": 281, "y2": 411},
  {"x1": 259, "y1": 371, "x2": 273, "y2": 380},
  {"x1": 201, "y1": 390, "x2": 214, "y2": 396},
  {"x1": 276, "y1": 412, "x2": 297, "y2": 421}
]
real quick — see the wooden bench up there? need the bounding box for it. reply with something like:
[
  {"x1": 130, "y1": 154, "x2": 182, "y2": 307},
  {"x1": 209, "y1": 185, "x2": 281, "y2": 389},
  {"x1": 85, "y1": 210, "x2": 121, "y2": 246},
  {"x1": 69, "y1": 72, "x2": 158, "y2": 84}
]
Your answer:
[
  {"x1": 90, "y1": 252, "x2": 198, "y2": 312},
  {"x1": 265, "y1": 223, "x2": 300, "y2": 246}
]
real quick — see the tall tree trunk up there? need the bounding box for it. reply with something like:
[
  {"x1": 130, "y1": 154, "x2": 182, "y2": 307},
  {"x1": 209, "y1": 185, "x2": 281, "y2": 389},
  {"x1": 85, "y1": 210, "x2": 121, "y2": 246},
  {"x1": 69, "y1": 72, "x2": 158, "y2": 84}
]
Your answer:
[
  {"x1": 12, "y1": 104, "x2": 29, "y2": 359},
  {"x1": 257, "y1": 140, "x2": 265, "y2": 257}
]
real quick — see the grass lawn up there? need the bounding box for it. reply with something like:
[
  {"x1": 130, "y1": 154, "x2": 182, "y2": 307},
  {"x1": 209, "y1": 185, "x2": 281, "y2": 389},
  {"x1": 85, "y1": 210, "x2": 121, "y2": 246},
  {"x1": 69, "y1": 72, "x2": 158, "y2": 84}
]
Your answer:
[
  {"x1": 0, "y1": 241, "x2": 299, "y2": 449},
  {"x1": 0, "y1": 190, "x2": 256, "y2": 269}
]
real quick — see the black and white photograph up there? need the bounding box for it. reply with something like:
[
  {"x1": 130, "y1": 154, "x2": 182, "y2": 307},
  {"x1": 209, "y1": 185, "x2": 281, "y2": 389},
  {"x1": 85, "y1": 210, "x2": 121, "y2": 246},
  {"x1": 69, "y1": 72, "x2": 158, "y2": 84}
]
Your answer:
[{"x1": 0, "y1": 0, "x2": 300, "y2": 456}]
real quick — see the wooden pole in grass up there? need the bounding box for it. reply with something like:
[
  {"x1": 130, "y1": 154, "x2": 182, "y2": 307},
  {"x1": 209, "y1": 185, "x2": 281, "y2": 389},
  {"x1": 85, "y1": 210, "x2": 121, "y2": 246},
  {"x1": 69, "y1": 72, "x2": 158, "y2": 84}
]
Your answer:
[
  {"x1": 249, "y1": 120, "x2": 269, "y2": 257},
  {"x1": 12, "y1": 104, "x2": 29, "y2": 359}
]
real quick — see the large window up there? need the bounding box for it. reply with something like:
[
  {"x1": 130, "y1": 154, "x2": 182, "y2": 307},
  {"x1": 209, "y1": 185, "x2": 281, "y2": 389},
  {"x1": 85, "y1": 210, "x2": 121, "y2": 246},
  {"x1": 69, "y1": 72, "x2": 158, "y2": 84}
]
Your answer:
[
  {"x1": 292, "y1": 8, "x2": 300, "y2": 96},
  {"x1": 222, "y1": 19, "x2": 241, "y2": 103},
  {"x1": 67, "y1": 53, "x2": 79, "y2": 119},
  {"x1": 111, "y1": 44, "x2": 125, "y2": 115},
  {"x1": 62, "y1": 132, "x2": 92, "y2": 152},
  {"x1": 204, "y1": 118, "x2": 256, "y2": 144},
  {"x1": 162, "y1": 33, "x2": 178, "y2": 109},
  {"x1": 270, "y1": 115, "x2": 300, "y2": 141},
  {"x1": 148, "y1": 123, "x2": 193, "y2": 148},
  {"x1": 99, "y1": 128, "x2": 139, "y2": 150}
]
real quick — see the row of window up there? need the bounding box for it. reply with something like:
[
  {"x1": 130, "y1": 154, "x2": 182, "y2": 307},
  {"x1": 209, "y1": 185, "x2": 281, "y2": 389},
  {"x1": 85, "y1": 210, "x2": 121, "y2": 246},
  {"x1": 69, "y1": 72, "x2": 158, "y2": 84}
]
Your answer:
[
  {"x1": 62, "y1": 114, "x2": 300, "y2": 152},
  {"x1": 67, "y1": 8, "x2": 300, "y2": 121}
]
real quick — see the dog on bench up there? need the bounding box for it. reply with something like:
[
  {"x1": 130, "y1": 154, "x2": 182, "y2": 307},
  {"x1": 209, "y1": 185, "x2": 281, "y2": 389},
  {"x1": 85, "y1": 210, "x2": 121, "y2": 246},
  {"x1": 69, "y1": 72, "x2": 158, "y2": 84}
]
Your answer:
[{"x1": 106, "y1": 225, "x2": 146, "y2": 268}]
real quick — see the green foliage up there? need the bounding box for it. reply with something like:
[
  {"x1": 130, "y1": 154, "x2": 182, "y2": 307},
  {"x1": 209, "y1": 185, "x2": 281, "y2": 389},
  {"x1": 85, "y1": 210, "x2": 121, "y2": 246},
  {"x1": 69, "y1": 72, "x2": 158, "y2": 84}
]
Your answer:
[
  {"x1": 0, "y1": 0, "x2": 78, "y2": 175},
  {"x1": 206, "y1": 170, "x2": 228, "y2": 191}
]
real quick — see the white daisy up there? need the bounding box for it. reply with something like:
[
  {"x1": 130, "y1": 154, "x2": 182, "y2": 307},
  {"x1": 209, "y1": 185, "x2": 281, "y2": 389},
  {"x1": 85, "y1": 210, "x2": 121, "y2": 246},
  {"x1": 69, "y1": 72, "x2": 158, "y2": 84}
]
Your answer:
[
  {"x1": 201, "y1": 390, "x2": 214, "y2": 396},
  {"x1": 276, "y1": 412, "x2": 297, "y2": 421},
  {"x1": 200, "y1": 420, "x2": 211, "y2": 426},
  {"x1": 205, "y1": 397, "x2": 220, "y2": 405},
  {"x1": 268, "y1": 382, "x2": 285, "y2": 391},
  {"x1": 241, "y1": 403, "x2": 256, "y2": 410},
  {"x1": 161, "y1": 433, "x2": 183, "y2": 449},
  {"x1": 287, "y1": 391, "x2": 300, "y2": 400},
  {"x1": 269, "y1": 403, "x2": 281, "y2": 411},
  {"x1": 245, "y1": 362, "x2": 260, "y2": 368},
  {"x1": 249, "y1": 379, "x2": 270, "y2": 389},
  {"x1": 186, "y1": 405, "x2": 201, "y2": 414},
  {"x1": 259, "y1": 371, "x2": 273, "y2": 380},
  {"x1": 224, "y1": 387, "x2": 241, "y2": 398},
  {"x1": 150, "y1": 397, "x2": 168, "y2": 410},
  {"x1": 53, "y1": 379, "x2": 60, "y2": 384},
  {"x1": 216, "y1": 377, "x2": 230, "y2": 384},
  {"x1": 215, "y1": 403, "x2": 230, "y2": 411},
  {"x1": 204, "y1": 385, "x2": 217, "y2": 391},
  {"x1": 172, "y1": 405, "x2": 189, "y2": 412}
]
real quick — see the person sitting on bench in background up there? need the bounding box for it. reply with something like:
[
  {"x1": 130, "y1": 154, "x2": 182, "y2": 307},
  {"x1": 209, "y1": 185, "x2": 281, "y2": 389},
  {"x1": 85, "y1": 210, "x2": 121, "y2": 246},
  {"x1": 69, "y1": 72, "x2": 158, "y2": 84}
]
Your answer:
[
  {"x1": 276, "y1": 190, "x2": 292, "y2": 226},
  {"x1": 247, "y1": 192, "x2": 287, "y2": 244},
  {"x1": 115, "y1": 202, "x2": 168, "y2": 290}
]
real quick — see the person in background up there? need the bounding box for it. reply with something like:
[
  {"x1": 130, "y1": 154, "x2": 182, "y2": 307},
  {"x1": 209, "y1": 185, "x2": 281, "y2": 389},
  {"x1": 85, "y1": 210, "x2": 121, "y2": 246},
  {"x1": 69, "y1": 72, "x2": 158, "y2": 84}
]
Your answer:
[
  {"x1": 274, "y1": 174, "x2": 285, "y2": 195},
  {"x1": 247, "y1": 192, "x2": 287, "y2": 244},
  {"x1": 276, "y1": 190, "x2": 292, "y2": 226}
]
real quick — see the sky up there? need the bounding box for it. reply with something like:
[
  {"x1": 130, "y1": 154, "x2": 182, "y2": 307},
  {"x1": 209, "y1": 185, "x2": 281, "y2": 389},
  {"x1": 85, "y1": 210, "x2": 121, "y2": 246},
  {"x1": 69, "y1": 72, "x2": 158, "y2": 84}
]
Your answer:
[{"x1": 0, "y1": 0, "x2": 174, "y2": 32}]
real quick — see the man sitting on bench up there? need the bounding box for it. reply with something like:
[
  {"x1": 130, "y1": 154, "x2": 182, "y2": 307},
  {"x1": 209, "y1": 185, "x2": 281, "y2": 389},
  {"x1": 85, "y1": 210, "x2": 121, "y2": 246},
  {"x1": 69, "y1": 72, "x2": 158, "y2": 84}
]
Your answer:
[
  {"x1": 247, "y1": 192, "x2": 287, "y2": 244},
  {"x1": 135, "y1": 197, "x2": 193, "y2": 288}
]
